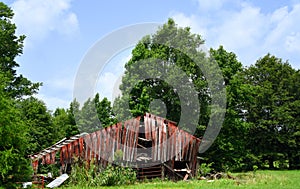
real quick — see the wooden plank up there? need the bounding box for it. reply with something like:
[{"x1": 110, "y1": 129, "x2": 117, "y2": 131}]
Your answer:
[
  {"x1": 91, "y1": 132, "x2": 96, "y2": 160},
  {"x1": 126, "y1": 120, "x2": 131, "y2": 161},
  {"x1": 107, "y1": 127, "x2": 112, "y2": 161},
  {"x1": 79, "y1": 137, "x2": 84, "y2": 157},
  {"x1": 151, "y1": 117, "x2": 156, "y2": 161},
  {"x1": 192, "y1": 139, "x2": 201, "y2": 176},
  {"x1": 162, "y1": 122, "x2": 166, "y2": 162},
  {"x1": 157, "y1": 117, "x2": 161, "y2": 162},
  {"x1": 135, "y1": 117, "x2": 140, "y2": 161},
  {"x1": 67, "y1": 143, "x2": 72, "y2": 163},
  {"x1": 115, "y1": 122, "x2": 120, "y2": 151},
  {"x1": 180, "y1": 131, "x2": 185, "y2": 160},
  {"x1": 175, "y1": 128, "x2": 178, "y2": 161},
  {"x1": 122, "y1": 122, "x2": 127, "y2": 160},
  {"x1": 128, "y1": 119, "x2": 133, "y2": 161},
  {"x1": 169, "y1": 123, "x2": 174, "y2": 161},
  {"x1": 111, "y1": 125, "x2": 116, "y2": 161},
  {"x1": 137, "y1": 143, "x2": 147, "y2": 149},
  {"x1": 160, "y1": 118, "x2": 164, "y2": 162},
  {"x1": 184, "y1": 132, "x2": 190, "y2": 161},
  {"x1": 148, "y1": 113, "x2": 152, "y2": 140},
  {"x1": 96, "y1": 130, "x2": 101, "y2": 161},
  {"x1": 46, "y1": 174, "x2": 69, "y2": 188},
  {"x1": 102, "y1": 129, "x2": 106, "y2": 161},
  {"x1": 144, "y1": 113, "x2": 149, "y2": 140}
]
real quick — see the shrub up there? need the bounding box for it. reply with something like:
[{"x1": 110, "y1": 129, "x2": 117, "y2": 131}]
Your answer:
[
  {"x1": 67, "y1": 158, "x2": 136, "y2": 187},
  {"x1": 197, "y1": 162, "x2": 214, "y2": 177}
]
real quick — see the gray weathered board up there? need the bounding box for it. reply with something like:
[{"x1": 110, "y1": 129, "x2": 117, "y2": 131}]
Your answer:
[{"x1": 46, "y1": 174, "x2": 69, "y2": 188}]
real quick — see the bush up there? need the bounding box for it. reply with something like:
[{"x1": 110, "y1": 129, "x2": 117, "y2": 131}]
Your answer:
[
  {"x1": 67, "y1": 158, "x2": 136, "y2": 187},
  {"x1": 197, "y1": 162, "x2": 213, "y2": 177},
  {"x1": 94, "y1": 164, "x2": 136, "y2": 186}
]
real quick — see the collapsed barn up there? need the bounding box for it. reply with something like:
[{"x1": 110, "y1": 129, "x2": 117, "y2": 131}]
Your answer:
[{"x1": 29, "y1": 113, "x2": 202, "y2": 180}]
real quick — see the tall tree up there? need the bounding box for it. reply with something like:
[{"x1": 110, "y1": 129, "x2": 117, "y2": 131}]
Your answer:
[
  {"x1": 0, "y1": 2, "x2": 41, "y2": 98},
  {"x1": 114, "y1": 18, "x2": 213, "y2": 133},
  {"x1": 0, "y1": 3, "x2": 42, "y2": 187},
  {"x1": 94, "y1": 93, "x2": 117, "y2": 127},
  {"x1": 201, "y1": 46, "x2": 253, "y2": 171},
  {"x1": 76, "y1": 94, "x2": 117, "y2": 133},
  {"x1": 242, "y1": 54, "x2": 300, "y2": 169},
  {"x1": 66, "y1": 99, "x2": 81, "y2": 137},
  {"x1": 52, "y1": 107, "x2": 79, "y2": 139},
  {"x1": 19, "y1": 97, "x2": 53, "y2": 154},
  {"x1": 0, "y1": 74, "x2": 31, "y2": 187}
]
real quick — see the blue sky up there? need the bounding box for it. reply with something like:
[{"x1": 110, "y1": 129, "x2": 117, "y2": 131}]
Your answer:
[{"x1": 2, "y1": 0, "x2": 300, "y2": 110}]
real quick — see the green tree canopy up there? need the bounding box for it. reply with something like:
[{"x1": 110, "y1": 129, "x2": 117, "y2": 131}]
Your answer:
[
  {"x1": 113, "y1": 19, "x2": 214, "y2": 133},
  {"x1": 242, "y1": 54, "x2": 300, "y2": 169},
  {"x1": 0, "y1": 2, "x2": 41, "y2": 98},
  {"x1": 0, "y1": 74, "x2": 31, "y2": 187}
]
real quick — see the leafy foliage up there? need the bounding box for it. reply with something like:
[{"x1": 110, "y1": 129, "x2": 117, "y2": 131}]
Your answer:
[
  {"x1": 0, "y1": 2, "x2": 41, "y2": 98},
  {"x1": 75, "y1": 93, "x2": 117, "y2": 133},
  {"x1": 0, "y1": 74, "x2": 32, "y2": 187},
  {"x1": 242, "y1": 54, "x2": 300, "y2": 169},
  {"x1": 19, "y1": 97, "x2": 54, "y2": 154},
  {"x1": 114, "y1": 18, "x2": 210, "y2": 132},
  {"x1": 68, "y1": 159, "x2": 136, "y2": 187}
]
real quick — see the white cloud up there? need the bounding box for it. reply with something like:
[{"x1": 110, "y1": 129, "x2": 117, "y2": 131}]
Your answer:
[
  {"x1": 96, "y1": 72, "x2": 118, "y2": 101},
  {"x1": 11, "y1": 0, "x2": 79, "y2": 46},
  {"x1": 170, "y1": 12, "x2": 208, "y2": 38},
  {"x1": 47, "y1": 76, "x2": 74, "y2": 92},
  {"x1": 197, "y1": 0, "x2": 225, "y2": 11},
  {"x1": 285, "y1": 32, "x2": 300, "y2": 52},
  {"x1": 35, "y1": 93, "x2": 70, "y2": 110},
  {"x1": 171, "y1": 2, "x2": 300, "y2": 68},
  {"x1": 213, "y1": 4, "x2": 264, "y2": 50},
  {"x1": 96, "y1": 49, "x2": 132, "y2": 102}
]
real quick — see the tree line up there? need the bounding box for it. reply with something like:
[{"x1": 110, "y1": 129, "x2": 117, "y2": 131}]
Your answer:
[{"x1": 0, "y1": 2, "x2": 299, "y2": 188}]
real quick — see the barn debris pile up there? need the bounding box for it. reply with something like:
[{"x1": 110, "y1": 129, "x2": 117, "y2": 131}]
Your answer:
[{"x1": 29, "y1": 113, "x2": 202, "y2": 180}]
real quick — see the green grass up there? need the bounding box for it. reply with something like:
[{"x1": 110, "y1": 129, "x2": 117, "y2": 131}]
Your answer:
[{"x1": 62, "y1": 170, "x2": 299, "y2": 189}]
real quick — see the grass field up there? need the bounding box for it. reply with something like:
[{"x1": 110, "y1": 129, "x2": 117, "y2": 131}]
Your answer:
[{"x1": 62, "y1": 170, "x2": 299, "y2": 189}]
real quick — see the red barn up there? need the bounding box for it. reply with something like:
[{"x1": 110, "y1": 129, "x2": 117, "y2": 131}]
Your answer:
[{"x1": 29, "y1": 113, "x2": 202, "y2": 180}]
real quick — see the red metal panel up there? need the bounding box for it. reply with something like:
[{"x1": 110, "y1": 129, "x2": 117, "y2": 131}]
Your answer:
[
  {"x1": 157, "y1": 117, "x2": 161, "y2": 161},
  {"x1": 45, "y1": 153, "x2": 51, "y2": 164},
  {"x1": 106, "y1": 127, "x2": 111, "y2": 161},
  {"x1": 151, "y1": 116, "x2": 156, "y2": 161},
  {"x1": 144, "y1": 113, "x2": 148, "y2": 140},
  {"x1": 134, "y1": 118, "x2": 140, "y2": 161},
  {"x1": 32, "y1": 160, "x2": 39, "y2": 172},
  {"x1": 66, "y1": 143, "x2": 71, "y2": 163},
  {"x1": 183, "y1": 132, "x2": 190, "y2": 161},
  {"x1": 115, "y1": 123, "x2": 119, "y2": 151},
  {"x1": 73, "y1": 140, "x2": 79, "y2": 157},
  {"x1": 162, "y1": 121, "x2": 167, "y2": 162},
  {"x1": 79, "y1": 137, "x2": 84, "y2": 157},
  {"x1": 168, "y1": 122, "x2": 175, "y2": 161},
  {"x1": 167, "y1": 122, "x2": 172, "y2": 161},
  {"x1": 128, "y1": 120, "x2": 133, "y2": 161},
  {"x1": 95, "y1": 131, "x2": 101, "y2": 161},
  {"x1": 85, "y1": 134, "x2": 91, "y2": 161},
  {"x1": 175, "y1": 128, "x2": 179, "y2": 161},
  {"x1": 101, "y1": 129, "x2": 106, "y2": 163},
  {"x1": 51, "y1": 150, "x2": 56, "y2": 164},
  {"x1": 60, "y1": 146, "x2": 66, "y2": 166},
  {"x1": 122, "y1": 120, "x2": 128, "y2": 160},
  {"x1": 111, "y1": 124, "x2": 116, "y2": 161},
  {"x1": 92, "y1": 132, "x2": 97, "y2": 160},
  {"x1": 180, "y1": 130, "x2": 185, "y2": 160},
  {"x1": 148, "y1": 114, "x2": 152, "y2": 140}
]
